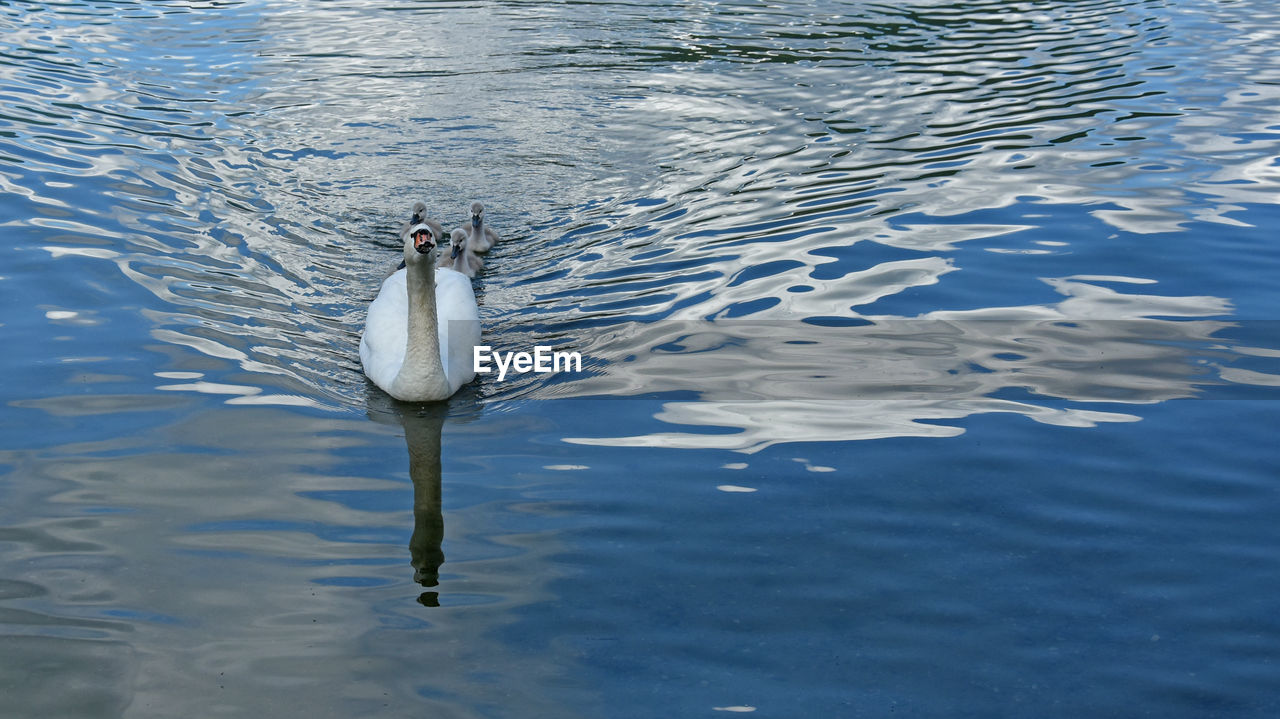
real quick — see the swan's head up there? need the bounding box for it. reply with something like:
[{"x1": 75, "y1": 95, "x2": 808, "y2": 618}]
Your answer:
[
  {"x1": 470, "y1": 201, "x2": 484, "y2": 229},
  {"x1": 405, "y1": 223, "x2": 438, "y2": 265},
  {"x1": 409, "y1": 200, "x2": 428, "y2": 226}
]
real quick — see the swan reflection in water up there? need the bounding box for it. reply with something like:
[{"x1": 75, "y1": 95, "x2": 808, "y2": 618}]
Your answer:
[
  {"x1": 402, "y1": 402, "x2": 447, "y2": 606},
  {"x1": 367, "y1": 388, "x2": 482, "y2": 607}
]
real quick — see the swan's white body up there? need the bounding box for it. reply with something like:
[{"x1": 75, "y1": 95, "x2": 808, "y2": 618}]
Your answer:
[{"x1": 361, "y1": 212, "x2": 480, "y2": 401}]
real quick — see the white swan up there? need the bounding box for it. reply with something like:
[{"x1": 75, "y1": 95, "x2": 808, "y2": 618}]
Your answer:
[
  {"x1": 453, "y1": 201, "x2": 499, "y2": 254},
  {"x1": 446, "y1": 227, "x2": 484, "y2": 277},
  {"x1": 361, "y1": 220, "x2": 480, "y2": 401}
]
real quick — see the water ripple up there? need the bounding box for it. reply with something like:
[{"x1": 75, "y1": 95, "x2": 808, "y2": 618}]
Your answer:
[{"x1": 3, "y1": 0, "x2": 1279, "y2": 424}]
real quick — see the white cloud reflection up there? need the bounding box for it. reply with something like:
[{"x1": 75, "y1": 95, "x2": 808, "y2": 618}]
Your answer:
[{"x1": 559, "y1": 275, "x2": 1276, "y2": 452}]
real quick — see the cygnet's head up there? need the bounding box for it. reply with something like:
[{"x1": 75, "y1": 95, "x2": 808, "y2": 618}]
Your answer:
[
  {"x1": 405, "y1": 223, "x2": 438, "y2": 265},
  {"x1": 470, "y1": 201, "x2": 484, "y2": 228},
  {"x1": 449, "y1": 228, "x2": 466, "y2": 260},
  {"x1": 409, "y1": 200, "x2": 428, "y2": 226}
]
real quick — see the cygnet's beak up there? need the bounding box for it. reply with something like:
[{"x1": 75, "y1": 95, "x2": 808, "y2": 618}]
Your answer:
[
  {"x1": 450, "y1": 241, "x2": 462, "y2": 259},
  {"x1": 471, "y1": 214, "x2": 481, "y2": 229}
]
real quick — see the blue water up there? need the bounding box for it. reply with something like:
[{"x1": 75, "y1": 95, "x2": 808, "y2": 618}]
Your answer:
[{"x1": 3, "y1": 0, "x2": 1280, "y2": 716}]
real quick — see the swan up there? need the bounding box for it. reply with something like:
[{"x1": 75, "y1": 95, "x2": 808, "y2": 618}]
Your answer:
[
  {"x1": 360, "y1": 220, "x2": 481, "y2": 401},
  {"x1": 446, "y1": 227, "x2": 484, "y2": 277},
  {"x1": 453, "y1": 201, "x2": 499, "y2": 254}
]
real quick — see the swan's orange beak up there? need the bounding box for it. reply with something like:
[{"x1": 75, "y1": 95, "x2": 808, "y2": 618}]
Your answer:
[{"x1": 413, "y1": 230, "x2": 434, "y2": 253}]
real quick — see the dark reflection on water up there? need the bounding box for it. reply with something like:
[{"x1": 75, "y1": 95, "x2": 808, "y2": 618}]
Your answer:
[
  {"x1": 370, "y1": 399, "x2": 450, "y2": 603},
  {"x1": 4, "y1": 0, "x2": 1280, "y2": 716},
  {"x1": 404, "y1": 406, "x2": 447, "y2": 598}
]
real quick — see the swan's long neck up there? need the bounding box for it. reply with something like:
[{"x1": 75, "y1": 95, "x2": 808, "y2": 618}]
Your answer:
[{"x1": 391, "y1": 261, "x2": 451, "y2": 401}]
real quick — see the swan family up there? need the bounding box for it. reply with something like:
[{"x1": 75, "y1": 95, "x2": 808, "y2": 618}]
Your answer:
[{"x1": 360, "y1": 201, "x2": 500, "y2": 401}]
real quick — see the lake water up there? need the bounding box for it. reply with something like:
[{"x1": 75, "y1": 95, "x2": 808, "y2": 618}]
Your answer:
[{"x1": 3, "y1": 0, "x2": 1280, "y2": 716}]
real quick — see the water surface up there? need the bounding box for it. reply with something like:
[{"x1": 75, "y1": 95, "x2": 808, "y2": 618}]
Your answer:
[{"x1": 3, "y1": 1, "x2": 1280, "y2": 716}]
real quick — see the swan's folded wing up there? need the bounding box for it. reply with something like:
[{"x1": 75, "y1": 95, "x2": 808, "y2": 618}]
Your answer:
[
  {"x1": 360, "y1": 269, "x2": 409, "y2": 391},
  {"x1": 435, "y1": 267, "x2": 481, "y2": 392}
]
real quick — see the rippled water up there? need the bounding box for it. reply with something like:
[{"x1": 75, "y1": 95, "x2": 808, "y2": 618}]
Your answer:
[{"x1": 4, "y1": 0, "x2": 1280, "y2": 716}]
